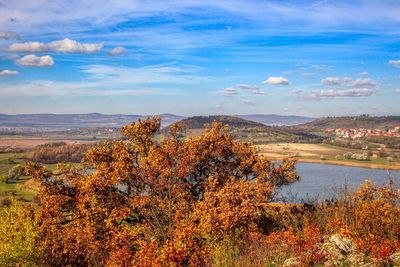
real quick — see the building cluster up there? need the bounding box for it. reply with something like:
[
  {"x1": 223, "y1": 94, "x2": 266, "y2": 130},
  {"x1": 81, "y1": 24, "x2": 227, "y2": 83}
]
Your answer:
[{"x1": 325, "y1": 127, "x2": 400, "y2": 139}]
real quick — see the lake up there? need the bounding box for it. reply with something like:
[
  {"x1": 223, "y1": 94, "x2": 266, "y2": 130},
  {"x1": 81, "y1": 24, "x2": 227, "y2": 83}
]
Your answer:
[{"x1": 278, "y1": 162, "x2": 400, "y2": 202}]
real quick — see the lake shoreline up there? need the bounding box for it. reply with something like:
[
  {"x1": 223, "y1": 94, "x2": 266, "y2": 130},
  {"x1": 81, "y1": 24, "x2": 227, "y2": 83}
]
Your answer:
[
  {"x1": 261, "y1": 155, "x2": 400, "y2": 170},
  {"x1": 295, "y1": 158, "x2": 400, "y2": 170}
]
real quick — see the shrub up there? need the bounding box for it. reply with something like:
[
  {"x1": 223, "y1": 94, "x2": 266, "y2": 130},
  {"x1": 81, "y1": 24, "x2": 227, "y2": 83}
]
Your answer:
[
  {"x1": 7, "y1": 164, "x2": 25, "y2": 181},
  {"x1": 0, "y1": 198, "x2": 42, "y2": 266}
]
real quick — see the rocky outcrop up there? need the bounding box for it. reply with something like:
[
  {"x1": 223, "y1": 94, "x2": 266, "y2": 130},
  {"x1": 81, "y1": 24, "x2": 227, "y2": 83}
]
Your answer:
[{"x1": 321, "y1": 234, "x2": 369, "y2": 266}]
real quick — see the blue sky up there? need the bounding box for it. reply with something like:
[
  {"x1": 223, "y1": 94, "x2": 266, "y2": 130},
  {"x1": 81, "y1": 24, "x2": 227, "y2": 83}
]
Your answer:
[{"x1": 0, "y1": 0, "x2": 399, "y2": 116}]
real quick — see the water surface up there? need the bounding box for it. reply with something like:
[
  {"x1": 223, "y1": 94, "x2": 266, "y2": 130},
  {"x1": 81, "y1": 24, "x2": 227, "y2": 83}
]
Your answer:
[{"x1": 278, "y1": 162, "x2": 400, "y2": 202}]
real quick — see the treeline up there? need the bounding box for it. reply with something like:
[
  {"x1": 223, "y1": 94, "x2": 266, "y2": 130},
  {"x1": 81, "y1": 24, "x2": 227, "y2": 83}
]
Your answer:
[
  {"x1": 33, "y1": 142, "x2": 93, "y2": 163},
  {"x1": 365, "y1": 137, "x2": 400, "y2": 149}
]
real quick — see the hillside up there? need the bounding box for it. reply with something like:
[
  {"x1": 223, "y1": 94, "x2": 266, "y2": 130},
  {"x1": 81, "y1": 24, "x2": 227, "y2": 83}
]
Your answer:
[
  {"x1": 165, "y1": 115, "x2": 268, "y2": 130},
  {"x1": 162, "y1": 115, "x2": 316, "y2": 143},
  {"x1": 296, "y1": 115, "x2": 400, "y2": 130},
  {"x1": 235, "y1": 114, "x2": 314, "y2": 126}
]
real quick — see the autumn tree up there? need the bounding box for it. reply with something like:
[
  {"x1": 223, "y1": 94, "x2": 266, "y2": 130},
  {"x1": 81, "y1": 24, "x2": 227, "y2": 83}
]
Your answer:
[{"x1": 26, "y1": 117, "x2": 299, "y2": 266}]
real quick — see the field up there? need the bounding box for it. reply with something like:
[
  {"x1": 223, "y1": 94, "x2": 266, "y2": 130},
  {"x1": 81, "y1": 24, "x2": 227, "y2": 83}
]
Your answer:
[{"x1": 256, "y1": 142, "x2": 400, "y2": 169}]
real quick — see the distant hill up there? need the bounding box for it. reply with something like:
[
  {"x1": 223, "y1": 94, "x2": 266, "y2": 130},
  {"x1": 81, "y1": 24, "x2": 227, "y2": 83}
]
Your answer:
[
  {"x1": 235, "y1": 114, "x2": 314, "y2": 126},
  {"x1": 0, "y1": 113, "x2": 185, "y2": 129},
  {"x1": 161, "y1": 115, "x2": 317, "y2": 143},
  {"x1": 297, "y1": 115, "x2": 400, "y2": 129},
  {"x1": 163, "y1": 115, "x2": 269, "y2": 131}
]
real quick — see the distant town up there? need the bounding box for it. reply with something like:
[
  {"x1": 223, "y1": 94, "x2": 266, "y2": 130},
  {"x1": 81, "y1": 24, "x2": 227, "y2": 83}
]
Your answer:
[{"x1": 326, "y1": 127, "x2": 400, "y2": 139}]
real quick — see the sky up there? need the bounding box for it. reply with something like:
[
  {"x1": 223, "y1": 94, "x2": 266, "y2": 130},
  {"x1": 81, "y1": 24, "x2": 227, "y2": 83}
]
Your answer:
[{"x1": 0, "y1": 0, "x2": 399, "y2": 117}]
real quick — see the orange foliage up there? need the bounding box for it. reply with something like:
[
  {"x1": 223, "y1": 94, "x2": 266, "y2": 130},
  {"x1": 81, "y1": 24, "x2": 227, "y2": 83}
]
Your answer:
[{"x1": 26, "y1": 117, "x2": 299, "y2": 266}]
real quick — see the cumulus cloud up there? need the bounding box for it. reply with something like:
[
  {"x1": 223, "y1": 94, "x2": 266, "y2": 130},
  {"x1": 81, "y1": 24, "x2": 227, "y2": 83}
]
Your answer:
[
  {"x1": 309, "y1": 88, "x2": 374, "y2": 99},
  {"x1": 352, "y1": 78, "x2": 377, "y2": 87},
  {"x1": 0, "y1": 70, "x2": 19, "y2": 76},
  {"x1": 16, "y1": 55, "x2": 54, "y2": 67},
  {"x1": 107, "y1": 46, "x2": 129, "y2": 56},
  {"x1": 389, "y1": 60, "x2": 400, "y2": 68},
  {"x1": 263, "y1": 76, "x2": 289, "y2": 85},
  {"x1": 0, "y1": 31, "x2": 20, "y2": 40},
  {"x1": 48, "y1": 38, "x2": 103, "y2": 53},
  {"x1": 8, "y1": 41, "x2": 47, "y2": 53},
  {"x1": 8, "y1": 38, "x2": 103, "y2": 53}
]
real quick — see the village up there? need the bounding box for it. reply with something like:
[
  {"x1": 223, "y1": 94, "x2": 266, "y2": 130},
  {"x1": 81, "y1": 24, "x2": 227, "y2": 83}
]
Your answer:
[{"x1": 326, "y1": 126, "x2": 400, "y2": 139}]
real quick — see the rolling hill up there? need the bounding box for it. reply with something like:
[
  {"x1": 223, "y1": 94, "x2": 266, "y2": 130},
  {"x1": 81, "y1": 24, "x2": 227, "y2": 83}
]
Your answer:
[
  {"x1": 235, "y1": 114, "x2": 314, "y2": 126},
  {"x1": 162, "y1": 115, "x2": 316, "y2": 143},
  {"x1": 0, "y1": 113, "x2": 185, "y2": 129},
  {"x1": 297, "y1": 115, "x2": 400, "y2": 130},
  {"x1": 164, "y1": 115, "x2": 268, "y2": 130}
]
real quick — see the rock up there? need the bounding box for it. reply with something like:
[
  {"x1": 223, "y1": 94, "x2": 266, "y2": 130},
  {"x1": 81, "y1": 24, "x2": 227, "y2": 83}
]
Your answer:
[
  {"x1": 282, "y1": 257, "x2": 303, "y2": 267},
  {"x1": 320, "y1": 234, "x2": 371, "y2": 266},
  {"x1": 321, "y1": 234, "x2": 357, "y2": 261},
  {"x1": 347, "y1": 253, "x2": 365, "y2": 266},
  {"x1": 390, "y1": 251, "x2": 400, "y2": 265}
]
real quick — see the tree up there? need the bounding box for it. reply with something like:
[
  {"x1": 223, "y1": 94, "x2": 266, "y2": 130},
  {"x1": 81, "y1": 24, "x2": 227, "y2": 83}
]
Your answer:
[
  {"x1": 7, "y1": 164, "x2": 25, "y2": 181},
  {"x1": 26, "y1": 117, "x2": 300, "y2": 266}
]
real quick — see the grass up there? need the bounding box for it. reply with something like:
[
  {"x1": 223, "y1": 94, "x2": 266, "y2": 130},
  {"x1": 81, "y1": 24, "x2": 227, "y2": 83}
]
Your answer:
[
  {"x1": 0, "y1": 152, "x2": 37, "y2": 203},
  {"x1": 256, "y1": 142, "x2": 400, "y2": 169}
]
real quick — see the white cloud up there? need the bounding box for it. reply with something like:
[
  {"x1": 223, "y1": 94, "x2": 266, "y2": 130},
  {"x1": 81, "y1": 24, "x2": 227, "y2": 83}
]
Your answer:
[
  {"x1": 237, "y1": 83, "x2": 259, "y2": 90},
  {"x1": 321, "y1": 76, "x2": 351, "y2": 86},
  {"x1": 352, "y1": 78, "x2": 377, "y2": 87},
  {"x1": 222, "y1": 83, "x2": 265, "y2": 96},
  {"x1": 321, "y1": 76, "x2": 377, "y2": 88},
  {"x1": 309, "y1": 88, "x2": 374, "y2": 99},
  {"x1": 0, "y1": 63, "x2": 209, "y2": 97},
  {"x1": 8, "y1": 38, "x2": 103, "y2": 54},
  {"x1": 389, "y1": 60, "x2": 400, "y2": 68},
  {"x1": 107, "y1": 46, "x2": 129, "y2": 56},
  {"x1": 0, "y1": 70, "x2": 19, "y2": 76},
  {"x1": 358, "y1": 71, "x2": 369, "y2": 76},
  {"x1": 48, "y1": 38, "x2": 103, "y2": 53},
  {"x1": 263, "y1": 76, "x2": 289, "y2": 85},
  {"x1": 15, "y1": 55, "x2": 54, "y2": 67},
  {"x1": 396, "y1": 89, "x2": 400, "y2": 94},
  {"x1": 223, "y1": 87, "x2": 238, "y2": 96},
  {"x1": 0, "y1": 31, "x2": 20, "y2": 40},
  {"x1": 8, "y1": 41, "x2": 47, "y2": 53}
]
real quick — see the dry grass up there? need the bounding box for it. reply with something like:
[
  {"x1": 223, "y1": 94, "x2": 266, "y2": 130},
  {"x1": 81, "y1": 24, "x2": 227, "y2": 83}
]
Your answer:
[
  {"x1": 256, "y1": 143, "x2": 400, "y2": 170},
  {"x1": 0, "y1": 139, "x2": 77, "y2": 149}
]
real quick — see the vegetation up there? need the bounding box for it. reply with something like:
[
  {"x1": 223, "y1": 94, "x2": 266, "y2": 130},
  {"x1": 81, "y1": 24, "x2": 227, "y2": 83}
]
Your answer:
[
  {"x1": 1, "y1": 118, "x2": 400, "y2": 266},
  {"x1": 300, "y1": 115, "x2": 400, "y2": 130},
  {"x1": 0, "y1": 198, "x2": 42, "y2": 266},
  {"x1": 32, "y1": 142, "x2": 93, "y2": 164}
]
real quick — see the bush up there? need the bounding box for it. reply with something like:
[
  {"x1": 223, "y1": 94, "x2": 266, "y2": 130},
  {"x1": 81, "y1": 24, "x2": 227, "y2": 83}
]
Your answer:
[
  {"x1": 343, "y1": 152, "x2": 353, "y2": 159},
  {"x1": 0, "y1": 198, "x2": 42, "y2": 266},
  {"x1": 7, "y1": 164, "x2": 25, "y2": 181}
]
